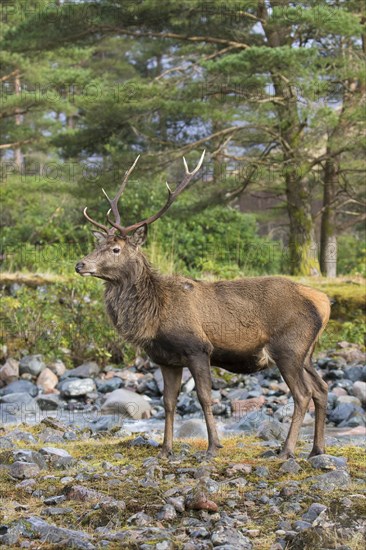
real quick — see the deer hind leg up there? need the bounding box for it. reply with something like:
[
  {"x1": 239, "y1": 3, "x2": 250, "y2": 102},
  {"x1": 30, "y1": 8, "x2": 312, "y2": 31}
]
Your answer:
[
  {"x1": 188, "y1": 355, "x2": 222, "y2": 457},
  {"x1": 160, "y1": 366, "x2": 183, "y2": 457},
  {"x1": 275, "y1": 353, "x2": 313, "y2": 459},
  {"x1": 304, "y1": 361, "x2": 328, "y2": 457}
]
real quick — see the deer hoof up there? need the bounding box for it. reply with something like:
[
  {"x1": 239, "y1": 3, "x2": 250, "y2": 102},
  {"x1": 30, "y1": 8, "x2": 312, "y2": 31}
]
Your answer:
[
  {"x1": 308, "y1": 447, "x2": 324, "y2": 458},
  {"x1": 278, "y1": 450, "x2": 295, "y2": 460}
]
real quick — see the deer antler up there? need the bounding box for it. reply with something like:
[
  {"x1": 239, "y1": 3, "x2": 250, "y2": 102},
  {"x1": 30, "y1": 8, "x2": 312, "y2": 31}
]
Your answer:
[
  {"x1": 101, "y1": 155, "x2": 140, "y2": 230},
  {"x1": 107, "y1": 150, "x2": 206, "y2": 236},
  {"x1": 83, "y1": 151, "x2": 205, "y2": 237},
  {"x1": 83, "y1": 155, "x2": 141, "y2": 235}
]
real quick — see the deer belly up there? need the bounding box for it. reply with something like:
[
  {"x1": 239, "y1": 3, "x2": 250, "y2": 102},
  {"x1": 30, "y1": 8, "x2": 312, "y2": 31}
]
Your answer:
[{"x1": 211, "y1": 347, "x2": 275, "y2": 374}]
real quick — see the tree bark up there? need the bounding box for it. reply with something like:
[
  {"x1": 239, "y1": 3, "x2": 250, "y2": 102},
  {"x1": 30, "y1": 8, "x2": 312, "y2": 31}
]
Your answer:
[{"x1": 320, "y1": 156, "x2": 338, "y2": 277}]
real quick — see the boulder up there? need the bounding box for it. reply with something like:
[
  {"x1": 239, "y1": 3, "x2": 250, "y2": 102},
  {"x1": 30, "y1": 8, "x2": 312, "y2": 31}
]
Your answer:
[
  {"x1": 336, "y1": 395, "x2": 362, "y2": 408},
  {"x1": 10, "y1": 461, "x2": 41, "y2": 479},
  {"x1": 95, "y1": 377, "x2": 123, "y2": 393},
  {"x1": 176, "y1": 419, "x2": 208, "y2": 439},
  {"x1": 101, "y1": 388, "x2": 151, "y2": 419},
  {"x1": 48, "y1": 359, "x2": 66, "y2": 377},
  {"x1": 344, "y1": 364, "x2": 366, "y2": 382},
  {"x1": 235, "y1": 410, "x2": 269, "y2": 431},
  {"x1": 36, "y1": 394, "x2": 62, "y2": 411},
  {"x1": 301, "y1": 503, "x2": 327, "y2": 523},
  {"x1": 18, "y1": 516, "x2": 95, "y2": 548},
  {"x1": 0, "y1": 379, "x2": 38, "y2": 397},
  {"x1": 58, "y1": 378, "x2": 96, "y2": 397},
  {"x1": 63, "y1": 362, "x2": 99, "y2": 379},
  {"x1": 36, "y1": 368, "x2": 58, "y2": 392},
  {"x1": 0, "y1": 358, "x2": 19, "y2": 384},
  {"x1": 352, "y1": 380, "x2": 366, "y2": 407},
  {"x1": 39, "y1": 447, "x2": 74, "y2": 468},
  {"x1": 257, "y1": 419, "x2": 287, "y2": 442},
  {"x1": 0, "y1": 392, "x2": 42, "y2": 423},
  {"x1": 19, "y1": 355, "x2": 46, "y2": 377},
  {"x1": 309, "y1": 454, "x2": 348, "y2": 471},
  {"x1": 308, "y1": 469, "x2": 350, "y2": 491},
  {"x1": 13, "y1": 450, "x2": 47, "y2": 470}
]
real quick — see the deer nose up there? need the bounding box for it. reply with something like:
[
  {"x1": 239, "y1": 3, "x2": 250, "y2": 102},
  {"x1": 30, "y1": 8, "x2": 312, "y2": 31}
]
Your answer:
[{"x1": 75, "y1": 262, "x2": 85, "y2": 273}]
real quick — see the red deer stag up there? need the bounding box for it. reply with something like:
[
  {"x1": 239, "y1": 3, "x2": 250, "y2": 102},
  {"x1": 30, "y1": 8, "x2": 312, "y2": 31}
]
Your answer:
[{"x1": 76, "y1": 152, "x2": 330, "y2": 459}]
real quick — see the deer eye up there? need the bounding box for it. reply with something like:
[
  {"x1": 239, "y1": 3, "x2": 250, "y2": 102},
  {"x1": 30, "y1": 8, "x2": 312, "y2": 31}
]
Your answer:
[{"x1": 112, "y1": 247, "x2": 120, "y2": 254}]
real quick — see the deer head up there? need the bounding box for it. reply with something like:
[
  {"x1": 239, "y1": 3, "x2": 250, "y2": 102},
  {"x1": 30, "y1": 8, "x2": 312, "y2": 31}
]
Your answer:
[{"x1": 75, "y1": 151, "x2": 205, "y2": 281}]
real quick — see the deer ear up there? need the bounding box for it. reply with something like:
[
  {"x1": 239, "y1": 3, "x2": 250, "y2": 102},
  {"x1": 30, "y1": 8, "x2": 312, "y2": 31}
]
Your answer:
[
  {"x1": 92, "y1": 231, "x2": 107, "y2": 244},
  {"x1": 130, "y1": 225, "x2": 148, "y2": 247}
]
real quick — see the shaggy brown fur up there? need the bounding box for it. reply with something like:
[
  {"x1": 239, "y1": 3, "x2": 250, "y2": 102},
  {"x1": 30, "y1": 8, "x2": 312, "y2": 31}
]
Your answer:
[{"x1": 76, "y1": 232, "x2": 330, "y2": 459}]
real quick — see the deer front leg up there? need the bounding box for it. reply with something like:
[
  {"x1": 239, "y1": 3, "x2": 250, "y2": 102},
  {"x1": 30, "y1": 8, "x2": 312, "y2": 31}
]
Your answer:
[
  {"x1": 159, "y1": 366, "x2": 183, "y2": 457},
  {"x1": 189, "y1": 356, "x2": 222, "y2": 457}
]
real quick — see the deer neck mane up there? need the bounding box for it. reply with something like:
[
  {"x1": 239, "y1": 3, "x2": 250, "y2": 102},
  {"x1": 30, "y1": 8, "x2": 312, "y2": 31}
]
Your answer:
[{"x1": 104, "y1": 253, "x2": 162, "y2": 345}]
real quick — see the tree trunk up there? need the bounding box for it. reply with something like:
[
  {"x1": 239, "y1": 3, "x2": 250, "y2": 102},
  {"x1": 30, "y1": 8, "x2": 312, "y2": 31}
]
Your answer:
[
  {"x1": 320, "y1": 156, "x2": 338, "y2": 277},
  {"x1": 14, "y1": 71, "x2": 23, "y2": 168},
  {"x1": 285, "y1": 168, "x2": 320, "y2": 276}
]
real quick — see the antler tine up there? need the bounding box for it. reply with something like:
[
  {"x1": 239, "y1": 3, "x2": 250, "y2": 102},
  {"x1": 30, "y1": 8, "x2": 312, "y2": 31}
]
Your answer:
[
  {"x1": 121, "y1": 150, "x2": 206, "y2": 234},
  {"x1": 83, "y1": 207, "x2": 109, "y2": 233},
  {"x1": 102, "y1": 155, "x2": 141, "y2": 227}
]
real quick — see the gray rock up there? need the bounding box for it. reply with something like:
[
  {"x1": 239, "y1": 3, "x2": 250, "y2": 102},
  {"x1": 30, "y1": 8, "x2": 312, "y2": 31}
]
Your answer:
[
  {"x1": 129, "y1": 435, "x2": 159, "y2": 447},
  {"x1": 153, "y1": 369, "x2": 164, "y2": 393},
  {"x1": 176, "y1": 419, "x2": 208, "y2": 439},
  {"x1": 279, "y1": 459, "x2": 301, "y2": 474},
  {"x1": 339, "y1": 411, "x2": 366, "y2": 427},
  {"x1": 95, "y1": 377, "x2": 122, "y2": 393},
  {"x1": 301, "y1": 503, "x2": 327, "y2": 522},
  {"x1": 257, "y1": 420, "x2": 287, "y2": 441},
  {"x1": 10, "y1": 461, "x2": 41, "y2": 479},
  {"x1": 13, "y1": 450, "x2": 47, "y2": 470},
  {"x1": 308, "y1": 469, "x2": 350, "y2": 491},
  {"x1": 293, "y1": 520, "x2": 312, "y2": 531},
  {"x1": 127, "y1": 512, "x2": 152, "y2": 526},
  {"x1": 0, "y1": 524, "x2": 22, "y2": 546},
  {"x1": 336, "y1": 395, "x2": 362, "y2": 408},
  {"x1": 63, "y1": 362, "x2": 100, "y2": 379},
  {"x1": 19, "y1": 355, "x2": 46, "y2": 377},
  {"x1": 211, "y1": 526, "x2": 252, "y2": 548},
  {"x1": 167, "y1": 496, "x2": 185, "y2": 513},
  {"x1": 0, "y1": 393, "x2": 42, "y2": 423},
  {"x1": 58, "y1": 378, "x2": 96, "y2": 397},
  {"x1": 101, "y1": 388, "x2": 151, "y2": 419},
  {"x1": 0, "y1": 358, "x2": 19, "y2": 384},
  {"x1": 20, "y1": 516, "x2": 95, "y2": 548},
  {"x1": 44, "y1": 495, "x2": 66, "y2": 505},
  {"x1": 0, "y1": 380, "x2": 38, "y2": 397},
  {"x1": 39, "y1": 447, "x2": 73, "y2": 468},
  {"x1": 352, "y1": 381, "x2": 366, "y2": 407},
  {"x1": 0, "y1": 391, "x2": 36, "y2": 406},
  {"x1": 89, "y1": 415, "x2": 123, "y2": 432},
  {"x1": 327, "y1": 403, "x2": 360, "y2": 424},
  {"x1": 36, "y1": 394, "x2": 62, "y2": 411},
  {"x1": 309, "y1": 454, "x2": 348, "y2": 471},
  {"x1": 255, "y1": 466, "x2": 269, "y2": 478},
  {"x1": 344, "y1": 364, "x2": 366, "y2": 382},
  {"x1": 156, "y1": 504, "x2": 177, "y2": 521},
  {"x1": 177, "y1": 393, "x2": 201, "y2": 415},
  {"x1": 48, "y1": 359, "x2": 66, "y2": 377},
  {"x1": 235, "y1": 410, "x2": 269, "y2": 431}
]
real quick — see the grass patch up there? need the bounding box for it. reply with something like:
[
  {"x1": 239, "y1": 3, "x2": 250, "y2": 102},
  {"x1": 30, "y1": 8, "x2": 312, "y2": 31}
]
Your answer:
[{"x1": 0, "y1": 426, "x2": 365, "y2": 549}]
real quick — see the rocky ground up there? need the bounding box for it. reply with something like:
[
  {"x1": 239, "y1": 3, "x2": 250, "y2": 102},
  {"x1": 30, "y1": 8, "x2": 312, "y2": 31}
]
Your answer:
[{"x1": 0, "y1": 341, "x2": 365, "y2": 549}]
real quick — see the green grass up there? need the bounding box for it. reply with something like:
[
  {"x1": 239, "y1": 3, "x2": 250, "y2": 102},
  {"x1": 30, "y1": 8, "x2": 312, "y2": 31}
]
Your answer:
[{"x1": 0, "y1": 427, "x2": 365, "y2": 550}]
